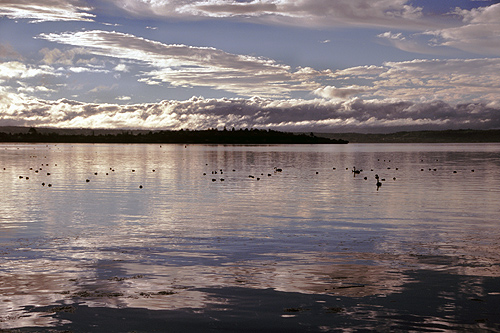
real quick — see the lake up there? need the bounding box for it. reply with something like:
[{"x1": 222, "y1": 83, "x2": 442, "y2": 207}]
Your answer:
[{"x1": 1, "y1": 143, "x2": 499, "y2": 331}]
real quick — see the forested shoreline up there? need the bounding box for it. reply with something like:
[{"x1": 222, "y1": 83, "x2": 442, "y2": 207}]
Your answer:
[
  {"x1": 0, "y1": 127, "x2": 348, "y2": 144},
  {"x1": 3, "y1": 126, "x2": 500, "y2": 144}
]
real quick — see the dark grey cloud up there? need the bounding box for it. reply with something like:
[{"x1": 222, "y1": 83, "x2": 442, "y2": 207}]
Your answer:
[{"x1": 2, "y1": 95, "x2": 499, "y2": 132}]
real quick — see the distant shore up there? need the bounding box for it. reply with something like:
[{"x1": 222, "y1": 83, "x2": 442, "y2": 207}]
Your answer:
[
  {"x1": 316, "y1": 129, "x2": 500, "y2": 143},
  {"x1": 1, "y1": 126, "x2": 500, "y2": 144},
  {"x1": 0, "y1": 126, "x2": 348, "y2": 144}
]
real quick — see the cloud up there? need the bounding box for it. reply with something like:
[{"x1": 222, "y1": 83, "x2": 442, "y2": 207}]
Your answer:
[
  {"x1": 14, "y1": 28, "x2": 500, "y2": 107},
  {"x1": 426, "y1": 4, "x2": 500, "y2": 55},
  {"x1": 88, "y1": 84, "x2": 118, "y2": 93},
  {"x1": 376, "y1": 31, "x2": 442, "y2": 54},
  {"x1": 113, "y1": 63, "x2": 130, "y2": 72},
  {"x1": 313, "y1": 86, "x2": 373, "y2": 99},
  {"x1": 0, "y1": 61, "x2": 56, "y2": 80},
  {"x1": 332, "y1": 65, "x2": 385, "y2": 78},
  {"x1": 13, "y1": 27, "x2": 500, "y2": 107},
  {"x1": 324, "y1": 58, "x2": 500, "y2": 104},
  {"x1": 113, "y1": 0, "x2": 438, "y2": 30},
  {"x1": 0, "y1": 0, "x2": 95, "y2": 23},
  {"x1": 39, "y1": 47, "x2": 89, "y2": 65},
  {"x1": 17, "y1": 84, "x2": 54, "y2": 94},
  {"x1": 2, "y1": 94, "x2": 500, "y2": 132},
  {"x1": 0, "y1": 61, "x2": 63, "y2": 98},
  {"x1": 38, "y1": 30, "x2": 331, "y2": 97},
  {"x1": 68, "y1": 66, "x2": 109, "y2": 74},
  {"x1": 116, "y1": 95, "x2": 132, "y2": 101},
  {"x1": 0, "y1": 43, "x2": 23, "y2": 60},
  {"x1": 377, "y1": 4, "x2": 500, "y2": 56}
]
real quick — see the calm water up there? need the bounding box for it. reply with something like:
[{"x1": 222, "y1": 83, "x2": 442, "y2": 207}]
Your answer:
[{"x1": 1, "y1": 143, "x2": 499, "y2": 331}]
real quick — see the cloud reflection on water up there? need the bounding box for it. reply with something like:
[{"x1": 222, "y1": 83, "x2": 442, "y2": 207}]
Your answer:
[{"x1": 1, "y1": 143, "x2": 500, "y2": 330}]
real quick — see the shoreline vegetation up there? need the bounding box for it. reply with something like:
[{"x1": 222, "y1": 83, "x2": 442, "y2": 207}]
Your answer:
[
  {"x1": 1, "y1": 126, "x2": 499, "y2": 144},
  {"x1": 0, "y1": 126, "x2": 348, "y2": 144},
  {"x1": 316, "y1": 129, "x2": 500, "y2": 143}
]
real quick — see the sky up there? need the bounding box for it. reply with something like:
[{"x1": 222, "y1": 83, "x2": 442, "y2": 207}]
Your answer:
[{"x1": 1, "y1": 0, "x2": 500, "y2": 133}]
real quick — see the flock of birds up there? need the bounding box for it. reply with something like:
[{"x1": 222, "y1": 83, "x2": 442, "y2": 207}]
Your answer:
[
  {"x1": 14, "y1": 162, "x2": 56, "y2": 187},
  {"x1": 5, "y1": 153, "x2": 476, "y2": 192},
  {"x1": 201, "y1": 159, "x2": 425, "y2": 191},
  {"x1": 203, "y1": 166, "x2": 283, "y2": 182},
  {"x1": 9, "y1": 158, "x2": 150, "y2": 189}
]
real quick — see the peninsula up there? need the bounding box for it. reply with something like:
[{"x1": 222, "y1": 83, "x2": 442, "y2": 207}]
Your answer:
[{"x1": 0, "y1": 127, "x2": 348, "y2": 144}]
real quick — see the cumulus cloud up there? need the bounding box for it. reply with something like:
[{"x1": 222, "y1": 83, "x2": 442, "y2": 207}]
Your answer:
[
  {"x1": 113, "y1": 63, "x2": 129, "y2": 72},
  {"x1": 1, "y1": 94, "x2": 499, "y2": 132},
  {"x1": 113, "y1": 0, "x2": 437, "y2": 30},
  {"x1": 313, "y1": 86, "x2": 373, "y2": 99},
  {"x1": 0, "y1": 61, "x2": 56, "y2": 80},
  {"x1": 0, "y1": 0, "x2": 95, "y2": 23},
  {"x1": 38, "y1": 30, "x2": 331, "y2": 97}
]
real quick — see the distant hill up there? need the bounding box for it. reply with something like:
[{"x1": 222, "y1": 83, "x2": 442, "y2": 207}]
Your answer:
[
  {"x1": 0, "y1": 126, "x2": 348, "y2": 144},
  {"x1": 316, "y1": 129, "x2": 500, "y2": 143}
]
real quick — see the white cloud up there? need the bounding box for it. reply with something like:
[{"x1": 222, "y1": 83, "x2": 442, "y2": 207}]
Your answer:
[
  {"x1": 69, "y1": 66, "x2": 109, "y2": 73},
  {"x1": 313, "y1": 86, "x2": 373, "y2": 99},
  {"x1": 0, "y1": 61, "x2": 56, "y2": 79},
  {"x1": 378, "y1": 4, "x2": 500, "y2": 56},
  {"x1": 376, "y1": 31, "x2": 445, "y2": 54},
  {"x1": 377, "y1": 31, "x2": 404, "y2": 40},
  {"x1": 1, "y1": 94, "x2": 499, "y2": 132},
  {"x1": 114, "y1": 0, "x2": 436, "y2": 30},
  {"x1": 38, "y1": 30, "x2": 331, "y2": 97},
  {"x1": 17, "y1": 84, "x2": 54, "y2": 94},
  {"x1": 16, "y1": 26, "x2": 500, "y2": 106},
  {"x1": 0, "y1": 0, "x2": 95, "y2": 23},
  {"x1": 11, "y1": 29, "x2": 500, "y2": 108},
  {"x1": 114, "y1": 63, "x2": 129, "y2": 72},
  {"x1": 426, "y1": 4, "x2": 500, "y2": 55},
  {"x1": 323, "y1": 58, "x2": 500, "y2": 104}
]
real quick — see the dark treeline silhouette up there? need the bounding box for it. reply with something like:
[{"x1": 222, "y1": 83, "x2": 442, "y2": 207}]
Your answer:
[
  {"x1": 0, "y1": 127, "x2": 348, "y2": 144},
  {"x1": 318, "y1": 129, "x2": 500, "y2": 143}
]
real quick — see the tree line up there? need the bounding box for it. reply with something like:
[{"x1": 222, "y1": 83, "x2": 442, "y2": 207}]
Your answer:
[{"x1": 0, "y1": 127, "x2": 348, "y2": 144}]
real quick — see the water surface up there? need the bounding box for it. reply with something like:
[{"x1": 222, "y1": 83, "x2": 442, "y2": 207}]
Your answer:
[{"x1": 1, "y1": 143, "x2": 499, "y2": 331}]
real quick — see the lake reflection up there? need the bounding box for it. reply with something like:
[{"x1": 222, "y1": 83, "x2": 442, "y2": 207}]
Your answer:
[{"x1": 1, "y1": 143, "x2": 500, "y2": 331}]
